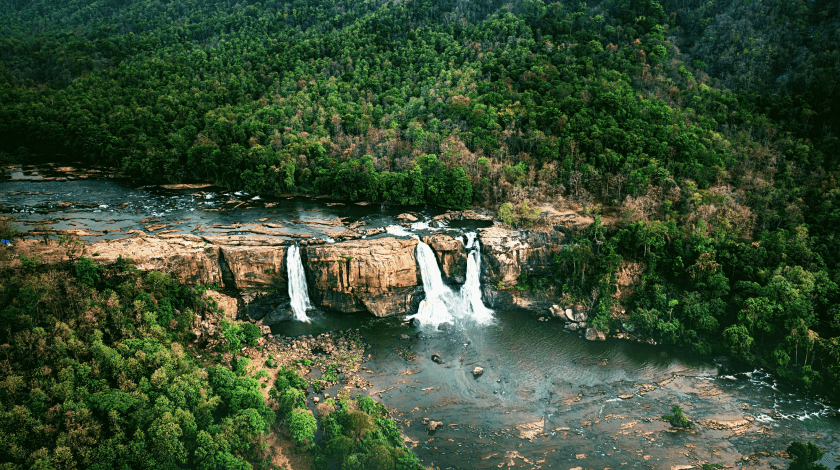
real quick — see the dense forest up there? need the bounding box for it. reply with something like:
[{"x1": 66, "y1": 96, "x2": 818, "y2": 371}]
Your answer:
[{"x1": 1, "y1": 0, "x2": 840, "y2": 445}]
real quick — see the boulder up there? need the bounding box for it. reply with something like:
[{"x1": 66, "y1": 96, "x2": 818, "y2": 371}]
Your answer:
[
  {"x1": 427, "y1": 420, "x2": 443, "y2": 432},
  {"x1": 573, "y1": 310, "x2": 587, "y2": 322},
  {"x1": 303, "y1": 237, "x2": 423, "y2": 316},
  {"x1": 473, "y1": 366, "x2": 484, "y2": 377},
  {"x1": 549, "y1": 305, "x2": 564, "y2": 318},
  {"x1": 422, "y1": 234, "x2": 467, "y2": 284},
  {"x1": 431, "y1": 354, "x2": 443, "y2": 364},
  {"x1": 397, "y1": 213, "x2": 419, "y2": 222},
  {"x1": 585, "y1": 328, "x2": 606, "y2": 341},
  {"x1": 564, "y1": 308, "x2": 575, "y2": 322}
]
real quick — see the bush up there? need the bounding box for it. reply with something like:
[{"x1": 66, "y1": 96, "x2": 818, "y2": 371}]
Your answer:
[
  {"x1": 73, "y1": 257, "x2": 105, "y2": 287},
  {"x1": 288, "y1": 408, "x2": 317, "y2": 446},
  {"x1": 662, "y1": 404, "x2": 693, "y2": 428}
]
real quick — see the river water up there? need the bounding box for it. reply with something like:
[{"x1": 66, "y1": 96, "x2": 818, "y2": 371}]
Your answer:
[{"x1": 3, "y1": 164, "x2": 839, "y2": 468}]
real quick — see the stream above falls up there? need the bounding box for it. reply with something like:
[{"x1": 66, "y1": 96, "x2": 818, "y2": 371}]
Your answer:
[{"x1": 3, "y1": 163, "x2": 839, "y2": 469}]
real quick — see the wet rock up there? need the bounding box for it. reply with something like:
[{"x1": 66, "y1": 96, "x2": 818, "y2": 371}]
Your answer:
[
  {"x1": 618, "y1": 393, "x2": 635, "y2": 399},
  {"x1": 437, "y1": 322, "x2": 451, "y2": 331},
  {"x1": 396, "y1": 213, "x2": 419, "y2": 222},
  {"x1": 313, "y1": 397, "x2": 320, "y2": 403},
  {"x1": 426, "y1": 420, "x2": 443, "y2": 432},
  {"x1": 408, "y1": 317, "x2": 421, "y2": 328},
  {"x1": 565, "y1": 323, "x2": 578, "y2": 331},
  {"x1": 473, "y1": 366, "x2": 484, "y2": 377},
  {"x1": 431, "y1": 354, "x2": 443, "y2": 364},
  {"x1": 585, "y1": 328, "x2": 606, "y2": 341},
  {"x1": 549, "y1": 305, "x2": 564, "y2": 318}
]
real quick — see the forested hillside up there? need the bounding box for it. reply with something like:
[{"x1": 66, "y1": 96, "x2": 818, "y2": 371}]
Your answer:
[{"x1": 2, "y1": 0, "x2": 840, "y2": 399}]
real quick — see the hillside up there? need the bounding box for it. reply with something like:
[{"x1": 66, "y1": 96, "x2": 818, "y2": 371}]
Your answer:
[{"x1": 1, "y1": 0, "x2": 839, "y2": 421}]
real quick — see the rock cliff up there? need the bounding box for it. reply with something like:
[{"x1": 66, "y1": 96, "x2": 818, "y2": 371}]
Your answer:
[
  {"x1": 302, "y1": 237, "x2": 423, "y2": 317},
  {"x1": 422, "y1": 234, "x2": 466, "y2": 285},
  {"x1": 478, "y1": 224, "x2": 566, "y2": 289}
]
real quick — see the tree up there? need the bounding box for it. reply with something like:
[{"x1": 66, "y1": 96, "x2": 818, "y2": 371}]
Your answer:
[{"x1": 786, "y1": 441, "x2": 829, "y2": 470}]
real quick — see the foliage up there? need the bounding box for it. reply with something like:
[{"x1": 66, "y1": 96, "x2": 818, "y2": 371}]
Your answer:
[
  {"x1": 0, "y1": 257, "x2": 269, "y2": 470},
  {"x1": 786, "y1": 441, "x2": 829, "y2": 470},
  {"x1": 662, "y1": 405, "x2": 693, "y2": 428}
]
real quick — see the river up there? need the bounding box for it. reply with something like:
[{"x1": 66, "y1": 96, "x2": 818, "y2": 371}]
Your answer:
[{"x1": 3, "y1": 163, "x2": 839, "y2": 469}]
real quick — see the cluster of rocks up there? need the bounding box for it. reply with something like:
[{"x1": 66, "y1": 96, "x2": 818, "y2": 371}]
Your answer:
[
  {"x1": 547, "y1": 305, "x2": 606, "y2": 340},
  {"x1": 266, "y1": 330, "x2": 372, "y2": 391}
]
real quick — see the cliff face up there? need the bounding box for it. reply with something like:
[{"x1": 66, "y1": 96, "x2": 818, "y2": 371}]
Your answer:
[
  {"x1": 78, "y1": 220, "x2": 575, "y2": 319},
  {"x1": 302, "y1": 237, "x2": 423, "y2": 317},
  {"x1": 422, "y1": 234, "x2": 466, "y2": 285},
  {"x1": 478, "y1": 224, "x2": 566, "y2": 289}
]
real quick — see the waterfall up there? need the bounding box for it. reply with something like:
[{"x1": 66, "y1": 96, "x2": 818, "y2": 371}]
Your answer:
[
  {"x1": 461, "y1": 238, "x2": 493, "y2": 322},
  {"x1": 411, "y1": 242, "x2": 455, "y2": 326},
  {"x1": 411, "y1": 235, "x2": 493, "y2": 327},
  {"x1": 287, "y1": 245, "x2": 312, "y2": 322}
]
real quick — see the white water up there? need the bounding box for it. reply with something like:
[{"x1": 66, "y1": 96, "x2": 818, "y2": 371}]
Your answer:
[
  {"x1": 410, "y1": 236, "x2": 493, "y2": 326},
  {"x1": 287, "y1": 245, "x2": 312, "y2": 322},
  {"x1": 461, "y1": 238, "x2": 493, "y2": 322}
]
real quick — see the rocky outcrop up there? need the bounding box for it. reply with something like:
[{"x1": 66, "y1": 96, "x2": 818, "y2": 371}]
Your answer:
[
  {"x1": 219, "y1": 245, "x2": 288, "y2": 290},
  {"x1": 89, "y1": 235, "x2": 224, "y2": 286},
  {"x1": 585, "y1": 328, "x2": 606, "y2": 341},
  {"x1": 303, "y1": 237, "x2": 424, "y2": 317},
  {"x1": 422, "y1": 234, "x2": 467, "y2": 284},
  {"x1": 478, "y1": 224, "x2": 566, "y2": 288}
]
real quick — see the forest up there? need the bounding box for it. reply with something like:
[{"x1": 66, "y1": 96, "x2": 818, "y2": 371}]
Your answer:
[{"x1": 1, "y1": 0, "x2": 840, "y2": 465}]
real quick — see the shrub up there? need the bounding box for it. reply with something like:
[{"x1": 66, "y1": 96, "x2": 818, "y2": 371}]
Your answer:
[
  {"x1": 662, "y1": 404, "x2": 692, "y2": 428},
  {"x1": 288, "y1": 408, "x2": 317, "y2": 446}
]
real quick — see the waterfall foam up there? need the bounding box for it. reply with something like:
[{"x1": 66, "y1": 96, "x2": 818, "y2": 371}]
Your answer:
[
  {"x1": 461, "y1": 238, "x2": 493, "y2": 322},
  {"x1": 410, "y1": 235, "x2": 493, "y2": 327},
  {"x1": 287, "y1": 245, "x2": 312, "y2": 322}
]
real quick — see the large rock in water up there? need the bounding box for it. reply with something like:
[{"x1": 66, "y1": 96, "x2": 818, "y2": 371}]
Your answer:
[
  {"x1": 478, "y1": 224, "x2": 566, "y2": 289},
  {"x1": 585, "y1": 328, "x2": 606, "y2": 341},
  {"x1": 422, "y1": 234, "x2": 467, "y2": 284},
  {"x1": 303, "y1": 237, "x2": 424, "y2": 317}
]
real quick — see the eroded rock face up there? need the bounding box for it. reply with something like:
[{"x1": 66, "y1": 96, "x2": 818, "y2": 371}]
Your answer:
[
  {"x1": 478, "y1": 224, "x2": 565, "y2": 289},
  {"x1": 89, "y1": 236, "x2": 224, "y2": 286},
  {"x1": 219, "y1": 245, "x2": 288, "y2": 290},
  {"x1": 303, "y1": 237, "x2": 424, "y2": 317},
  {"x1": 422, "y1": 234, "x2": 467, "y2": 284}
]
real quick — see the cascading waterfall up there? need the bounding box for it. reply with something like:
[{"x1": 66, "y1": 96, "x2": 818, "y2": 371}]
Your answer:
[
  {"x1": 461, "y1": 237, "x2": 493, "y2": 322},
  {"x1": 411, "y1": 241, "x2": 456, "y2": 325},
  {"x1": 287, "y1": 245, "x2": 312, "y2": 322},
  {"x1": 410, "y1": 234, "x2": 493, "y2": 326}
]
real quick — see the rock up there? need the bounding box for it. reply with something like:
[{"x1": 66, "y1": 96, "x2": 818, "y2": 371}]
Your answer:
[
  {"x1": 427, "y1": 420, "x2": 443, "y2": 432},
  {"x1": 478, "y1": 225, "x2": 566, "y2": 289},
  {"x1": 259, "y1": 325, "x2": 271, "y2": 335},
  {"x1": 573, "y1": 310, "x2": 588, "y2": 322},
  {"x1": 473, "y1": 367, "x2": 484, "y2": 377},
  {"x1": 396, "y1": 213, "x2": 419, "y2": 222},
  {"x1": 516, "y1": 417, "x2": 545, "y2": 440},
  {"x1": 400, "y1": 334, "x2": 409, "y2": 339},
  {"x1": 565, "y1": 308, "x2": 575, "y2": 322},
  {"x1": 585, "y1": 328, "x2": 606, "y2": 341},
  {"x1": 565, "y1": 323, "x2": 578, "y2": 331},
  {"x1": 219, "y1": 244, "x2": 289, "y2": 290},
  {"x1": 408, "y1": 317, "x2": 421, "y2": 328},
  {"x1": 303, "y1": 237, "x2": 423, "y2": 317},
  {"x1": 205, "y1": 290, "x2": 239, "y2": 320},
  {"x1": 618, "y1": 393, "x2": 635, "y2": 399},
  {"x1": 549, "y1": 305, "x2": 564, "y2": 318},
  {"x1": 437, "y1": 322, "x2": 451, "y2": 331},
  {"x1": 422, "y1": 234, "x2": 467, "y2": 284},
  {"x1": 87, "y1": 236, "x2": 224, "y2": 286},
  {"x1": 431, "y1": 354, "x2": 443, "y2": 364},
  {"x1": 421, "y1": 418, "x2": 430, "y2": 425},
  {"x1": 313, "y1": 397, "x2": 320, "y2": 403}
]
